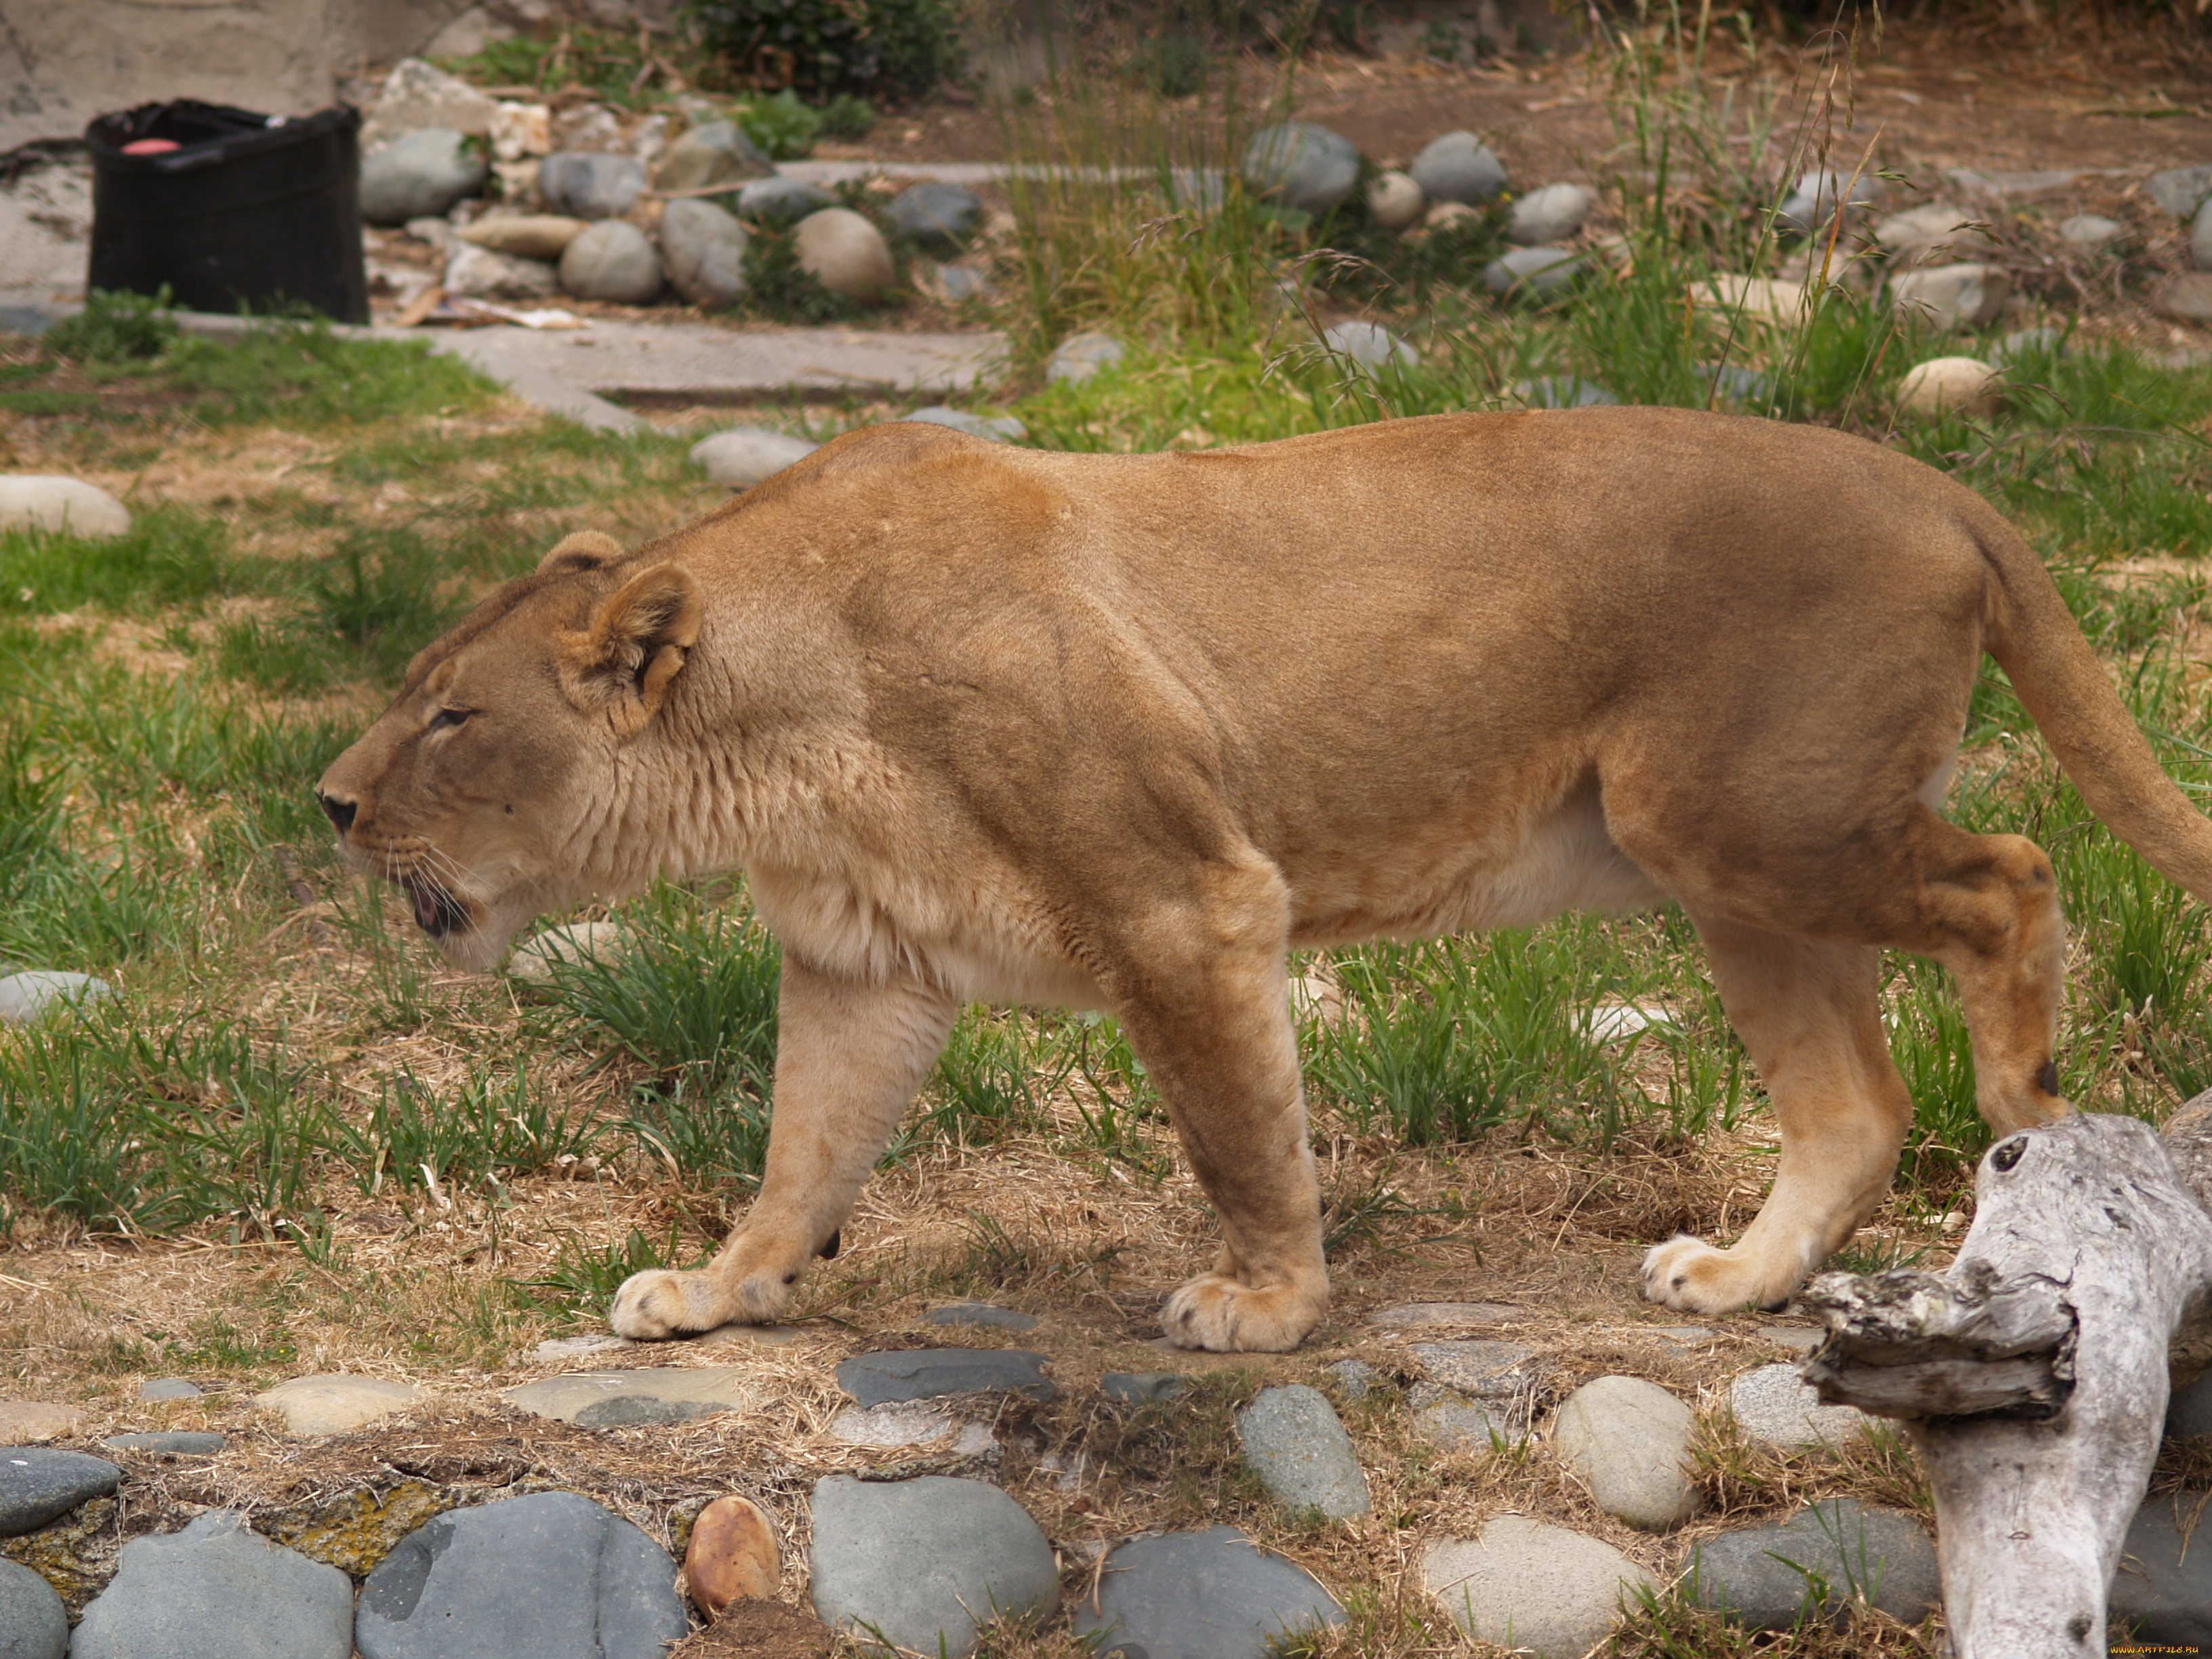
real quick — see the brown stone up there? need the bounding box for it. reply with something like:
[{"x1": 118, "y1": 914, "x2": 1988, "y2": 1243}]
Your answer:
[
  {"x1": 2155, "y1": 272, "x2": 2212, "y2": 324},
  {"x1": 684, "y1": 1494, "x2": 780, "y2": 1616},
  {"x1": 0, "y1": 1401, "x2": 79, "y2": 1441}
]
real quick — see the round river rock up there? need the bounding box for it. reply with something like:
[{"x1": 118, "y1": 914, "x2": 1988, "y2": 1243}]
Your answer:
[{"x1": 1071, "y1": 1525, "x2": 1345, "y2": 1659}]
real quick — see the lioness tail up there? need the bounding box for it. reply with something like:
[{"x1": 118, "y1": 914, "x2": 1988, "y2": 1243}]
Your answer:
[{"x1": 1980, "y1": 516, "x2": 2212, "y2": 903}]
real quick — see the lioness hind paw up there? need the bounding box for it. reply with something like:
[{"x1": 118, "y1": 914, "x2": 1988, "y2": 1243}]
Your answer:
[
  {"x1": 1639, "y1": 1234, "x2": 1798, "y2": 1315},
  {"x1": 1160, "y1": 1274, "x2": 1321, "y2": 1353}
]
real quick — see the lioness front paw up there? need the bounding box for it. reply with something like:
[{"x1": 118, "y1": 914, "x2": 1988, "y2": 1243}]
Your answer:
[
  {"x1": 1640, "y1": 1233, "x2": 1798, "y2": 1315},
  {"x1": 1160, "y1": 1273, "x2": 1323, "y2": 1353}
]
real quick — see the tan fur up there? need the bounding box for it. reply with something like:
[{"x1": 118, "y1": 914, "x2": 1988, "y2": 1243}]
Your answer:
[{"x1": 316, "y1": 409, "x2": 2212, "y2": 1351}]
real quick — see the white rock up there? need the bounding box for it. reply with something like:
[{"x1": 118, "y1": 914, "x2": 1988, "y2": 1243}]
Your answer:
[
  {"x1": 1689, "y1": 274, "x2": 1806, "y2": 323},
  {"x1": 2060, "y1": 213, "x2": 2123, "y2": 249},
  {"x1": 795, "y1": 208, "x2": 894, "y2": 301},
  {"x1": 0, "y1": 970, "x2": 112, "y2": 1024},
  {"x1": 827, "y1": 1401, "x2": 960, "y2": 1449},
  {"x1": 558, "y1": 220, "x2": 664, "y2": 304},
  {"x1": 1411, "y1": 130, "x2": 1508, "y2": 205},
  {"x1": 444, "y1": 243, "x2": 558, "y2": 300},
  {"x1": 1896, "y1": 355, "x2": 2004, "y2": 419},
  {"x1": 691, "y1": 426, "x2": 820, "y2": 488},
  {"x1": 461, "y1": 213, "x2": 585, "y2": 260},
  {"x1": 1508, "y1": 182, "x2": 1594, "y2": 246},
  {"x1": 1729, "y1": 1362, "x2": 1869, "y2": 1449},
  {"x1": 491, "y1": 101, "x2": 552, "y2": 163},
  {"x1": 1888, "y1": 262, "x2": 2011, "y2": 330},
  {"x1": 255, "y1": 1374, "x2": 422, "y2": 1436},
  {"x1": 507, "y1": 920, "x2": 626, "y2": 985},
  {"x1": 1321, "y1": 319, "x2": 1416, "y2": 371},
  {"x1": 1368, "y1": 169, "x2": 1425, "y2": 232},
  {"x1": 1046, "y1": 331, "x2": 1126, "y2": 385},
  {"x1": 659, "y1": 198, "x2": 749, "y2": 309},
  {"x1": 1586, "y1": 1004, "x2": 1671, "y2": 1041},
  {"x1": 1425, "y1": 200, "x2": 1479, "y2": 230},
  {"x1": 0, "y1": 477, "x2": 129, "y2": 539},
  {"x1": 1423, "y1": 1518, "x2": 1656, "y2": 1657},
  {"x1": 363, "y1": 58, "x2": 499, "y2": 149},
  {"x1": 1552, "y1": 1376, "x2": 1697, "y2": 1530}
]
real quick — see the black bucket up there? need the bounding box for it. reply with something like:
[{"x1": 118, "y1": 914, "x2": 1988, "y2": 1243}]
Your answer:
[{"x1": 85, "y1": 101, "x2": 368, "y2": 325}]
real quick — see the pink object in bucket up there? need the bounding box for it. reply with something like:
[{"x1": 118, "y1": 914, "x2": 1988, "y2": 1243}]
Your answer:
[{"x1": 121, "y1": 138, "x2": 180, "y2": 156}]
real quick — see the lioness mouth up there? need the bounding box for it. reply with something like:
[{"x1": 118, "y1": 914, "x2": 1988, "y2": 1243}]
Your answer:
[{"x1": 405, "y1": 879, "x2": 471, "y2": 937}]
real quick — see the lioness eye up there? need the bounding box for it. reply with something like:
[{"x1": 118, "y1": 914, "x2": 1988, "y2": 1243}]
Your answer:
[{"x1": 428, "y1": 708, "x2": 472, "y2": 733}]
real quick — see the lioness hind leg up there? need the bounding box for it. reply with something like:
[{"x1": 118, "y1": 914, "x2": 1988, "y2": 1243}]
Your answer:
[
  {"x1": 1643, "y1": 918, "x2": 1914, "y2": 1314},
  {"x1": 609, "y1": 960, "x2": 956, "y2": 1339},
  {"x1": 1101, "y1": 867, "x2": 1329, "y2": 1353}
]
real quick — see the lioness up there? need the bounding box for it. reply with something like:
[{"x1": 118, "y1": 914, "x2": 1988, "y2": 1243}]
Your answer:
[{"x1": 317, "y1": 409, "x2": 2212, "y2": 1352}]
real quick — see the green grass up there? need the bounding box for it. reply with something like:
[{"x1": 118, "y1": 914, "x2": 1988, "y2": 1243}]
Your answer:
[{"x1": 0, "y1": 508, "x2": 238, "y2": 617}]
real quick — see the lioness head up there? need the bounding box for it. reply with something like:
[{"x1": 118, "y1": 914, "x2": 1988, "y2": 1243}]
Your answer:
[{"x1": 316, "y1": 531, "x2": 701, "y2": 970}]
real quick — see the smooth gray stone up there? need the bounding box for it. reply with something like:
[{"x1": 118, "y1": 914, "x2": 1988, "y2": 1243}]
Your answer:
[
  {"x1": 658, "y1": 198, "x2": 747, "y2": 308},
  {"x1": 1322, "y1": 1359, "x2": 1377, "y2": 1401},
  {"x1": 1689, "y1": 1498, "x2": 1940, "y2": 1629},
  {"x1": 901, "y1": 407, "x2": 1025, "y2": 443},
  {"x1": 1944, "y1": 165, "x2": 2082, "y2": 202},
  {"x1": 1774, "y1": 167, "x2": 1879, "y2": 236},
  {"x1": 1510, "y1": 374, "x2": 1616, "y2": 408},
  {"x1": 359, "y1": 129, "x2": 486, "y2": 225},
  {"x1": 0, "y1": 1559, "x2": 64, "y2": 1659},
  {"x1": 72, "y1": 1512, "x2": 352, "y2": 1659},
  {"x1": 1483, "y1": 245, "x2": 1584, "y2": 300},
  {"x1": 539, "y1": 151, "x2": 647, "y2": 221},
  {"x1": 0, "y1": 308, "x2": 53, "y2": 336},
  {"x1": 1552, "y1": 1376, "x2": 1696, "y2": 1530},
  {"x1": 1101, "y1": 1372, "x2": 1187, "y2": 1403},
  {"x1": 2060, "y1": 213, "x2": 2124, "y2": 247},
  {"x1": 0, "y1": 972, "x2": 111, "y2": 1026},
  {"x1": 1411, "y1": 130, "x2": 1508, "y2": 205},
  {"x1": 795, "y1": 207, "x2": 895, "y2": 300},
  {"x1": 559, "y1": 220, "x2": 664, "y2": 304},
  {"x1": 1508, "y1": 182, "x2": 1594, "y2": 245},
  {"x1": 1046, "y1": 331, "x2": 1125, "y2": 385},
  {"x1": 0, "y1": 1448, "x2": 118, "y2": 1536},
  {"x1": 136, "y1": 1380, "x2": 200, "y2": 1404},
  {"x1": 2195, "y1": 199, "x2": 2212, "y2": 272},
  {"x1": 836, "y1": 1349, "x2": 1057, "y2": 1408},
  {"x1": 2112, "y1": 1492, "x2": 2212, "y2": 1642},
  {"x1": 355, "y1": 1491, "x2": 685, "y2": 1659},
  {"x1": 808, "y1": 1475, "x2": 1057, "y2": 1657},
  {"x1": 572, "y1": 1394, "x2": 720, "y2": 1428},
  {"x1": 2152, "y1": 163, "x2": 2212, "y2": 220},
  {"x1": 736, "y1": 175, "x2": 836, "y2": 220},
  {"x1": 100, "y1": 1433, "x2": 226, "y2": 1456},
  {"x1": 2158, "y1": 272, "x2": 2212, "y2": 323},
  {"x1": 1729, "y1": 1362, "x2": 1868, "y2": 1448},
  {"x1": 690, "y1": 426, "x2": 819, "y2": 487},
  {"x1": 1236, "y1": 1385, "x2": 1370, "y2": 1519},
  {"x1": 653, "y1": 122, "x2": 769, "y2": 194},
  {"x1": 887, "y1": 182, "x2": 983, "y2": 251},
  {"x1": 1410, "y1": 1340, "x2": 1536, "y2": 1396},
  {"x1": 1409, "y1": 1382, "x2": 1521, "y2": 1452},
  {"x1": 1071, "y1": 1525, "x2": 1344, "y2": 1659},
  {"x1": 2169, "y1": 1370, "x2": 2212, "y2": 1438},
  {"x1": 1424, "y1": 1519, "x2": 1655, "y2": 1656},
  {"x1": 922, "y1": 1302, "x2": 1039, "y2": 1330},
  {"x1": 1242, "y1": 122, "x2": 1360, "y2": 214},
  {"x1": 934, "y1": 264, "x2": 991, "y2": 302},
  {"x1": 1321, "y1": 319, "x2": 1416, "y2": 370}
]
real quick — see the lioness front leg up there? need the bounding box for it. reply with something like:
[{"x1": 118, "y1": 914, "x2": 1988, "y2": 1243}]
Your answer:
[
  {"x1": 610, "y1": 959, "x2": 957, "y2": 1338},
  {"x1": 1105, "y1": 867, "x2": 1328, "y2": 1353}
]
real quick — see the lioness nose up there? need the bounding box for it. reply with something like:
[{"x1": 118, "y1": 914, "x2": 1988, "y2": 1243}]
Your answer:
[{"x1": 319, "y1": 792, "x2": 357, "y2": 834}]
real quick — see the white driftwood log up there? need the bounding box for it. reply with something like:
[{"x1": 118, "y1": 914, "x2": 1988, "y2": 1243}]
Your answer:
[{"x1": 1797, "y1": 1102, "x2": 2212, "y2": 1658}]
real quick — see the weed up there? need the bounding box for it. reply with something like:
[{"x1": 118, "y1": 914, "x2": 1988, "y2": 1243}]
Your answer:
[
  {"x1": 511, "y1": 1223, "x2": 706, "y2": 1323},
  {"x1": 45, "y1": 287, "x2": 179, "y2": 363}
]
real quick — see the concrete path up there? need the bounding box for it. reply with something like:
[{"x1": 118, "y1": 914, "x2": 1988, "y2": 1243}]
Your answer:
[{"x1": 166, "y1": 311, "x2": 1006, "y2": 436}]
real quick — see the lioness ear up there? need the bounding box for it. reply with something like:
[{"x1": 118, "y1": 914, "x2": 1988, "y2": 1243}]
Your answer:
[
  {"x1": 557, "y1": 563, "x2": 702, "y2": 736},
  {"x1": 538, "y1": 529, "x2": 624, "y2": 576}
]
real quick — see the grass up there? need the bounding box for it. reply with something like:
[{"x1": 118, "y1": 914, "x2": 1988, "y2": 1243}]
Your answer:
[{"x1": 0, "y1": 18, "x2": 2207, "y2": 1651}]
